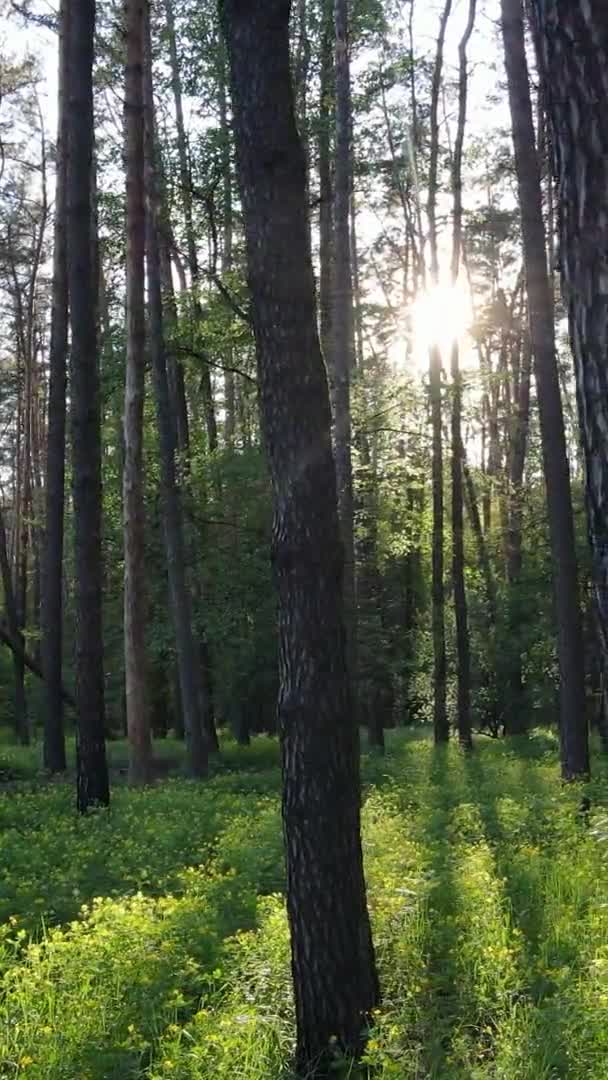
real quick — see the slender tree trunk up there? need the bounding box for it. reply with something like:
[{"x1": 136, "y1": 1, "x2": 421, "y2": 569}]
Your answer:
[
  {"x1": 427, "y1": 0, "x2": 452, "y2": 744},
  {"x1": 124, "y1": 0, "x2": 151, "y2": 784},
  {"x1": 333, "y1": 0, "x2": 357, "y2": 705},
  {"x1": 42, "y1": 0, "x2": 69, "y2": 773},
  {"x1": 67, "y1": 0, "x2": 109, "y2": 810},
  {"x1": 318, "y1": 0, "x2": 334, "y2": 380},
  {"x1": 218, "y1": 46, "x2": 235, "y2": 448},
  {"x1": 0, "y1": 506, "x2": 27, "y2": 743},
  {"x1": 164, "y1": 0, "x2": 217, "y2": 453},
  {"x1": 502, "y1": 0, "x2": 589, "y2": 779},
  {"x1": 221, "y1": 3, "x2": 379, "y2": 1073},
  {"x1": 450, "y1": 0, "x2": 476, "y2": 750},
  {"x1": 144, "y1": 4, "x2": 208, "y2": 778},
  {"x1": 530, "y1": 3, "x2": 608, "y2": 665},
  {"x1": 504, "y1": 334, "x2": 532, "y2": 734}
]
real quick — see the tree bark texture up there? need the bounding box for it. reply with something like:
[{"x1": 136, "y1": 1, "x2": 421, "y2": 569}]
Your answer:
[
  {"x1": 124, "y1": 0, "x2": 151, "y2": 785},
  {"x1": 220, "y1": 2, "x2": 379, "y2": 1073},
  {"x1": 530, "y1": 2, "x2": 608, "y2": 662},
  {"x1": 502, "y1": 0, "x2": 589, "y2": 779},
  {"x1": 67, "y1": 0, "x2": 110, "y2": 810}
]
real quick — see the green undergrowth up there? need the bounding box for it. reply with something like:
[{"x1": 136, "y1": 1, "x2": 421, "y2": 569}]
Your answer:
[{"x1": 1, "y1": 729, "x2": 608, "y2": 1077}]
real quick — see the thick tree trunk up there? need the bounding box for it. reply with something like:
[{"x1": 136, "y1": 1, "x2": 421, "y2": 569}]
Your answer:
[
  {"x1": 332, "y1": 0, "x2": 357, "y2": 703},
  {"x1": 124, "y1": 0, "x2": 151, "y2": 785},
  {"x1": 67, "y1": 0, "x2": 110, "y2": 810},
  {"x1": 42, "y1": 0, "x2": 69, "y2": 773},
  {"x1": 450, "y1": 0, "x2": 476, "y2": 750},
  {"x1": 221, "y1": 2, "x2": 379, "y2": 1073},
  {"x1": 502, "y1": 0, "x2": 589, "y2": 779},
  {"x1": 428, "y1": 0, "x2": 452, "y2": 744},
  {"x1": 530, "y1": 3, "x2": 608, "y2": 660},
  {"x1": 144, "y1": 6, "x2": 208, "y2": 778}
]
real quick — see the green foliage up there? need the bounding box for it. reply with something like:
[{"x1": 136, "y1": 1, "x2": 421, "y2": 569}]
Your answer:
[{"x1": 1, "y1": 731, "x2": 608, "y2": 1077}]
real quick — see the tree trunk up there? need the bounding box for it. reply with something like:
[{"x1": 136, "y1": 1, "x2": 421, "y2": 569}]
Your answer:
[
  {"x1": 144, "y1": 4, "x2": 208, "y2": 778},
  {"x1": 318, "y1": 0, "x2": 334, "y2": 380},
  {"x1": 218, "y1": 45, "x2": 235, "y2": 448},
  {"x1": 428, "y1": 0, "x2": 452, "y2": 744},
  {"x1": 124, "y1": 0, "x2": 152, "y2": 785},
  {"x1": 504, "y1": 334, "x2": 532, "y2": 734},
  {"x1": 67, "y1": 0, "x2": 110, "y2": 810},
  {"x1": 221, "y1": 2, "x2": 379, "y2": 1073},
  {"x1": 164, "y1": 0, "x2": 217, "y2": 453},
  {"x1": 332, "y1": 0, "x2": 357, "y2": 704},
  {"x1": 42, "y1": 0, "x2": 69, "y2": 773},
  {"x1": 0, "y1": 506, "x2": 27, "y2": 743},
  {"x1": 450, "y1": 0, "x2": 476, "y2": 750},
  {"x1": 530, "y1": 3, "x2": 608, "y2": 660},
  {"x1": 502, "y1": 0, "x2": 589, "y2": 779}
]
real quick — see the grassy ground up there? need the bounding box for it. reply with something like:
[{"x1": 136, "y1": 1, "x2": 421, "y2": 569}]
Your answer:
[{"x1": 0, "y1": 729, "x2": 607, "y2": 1078}]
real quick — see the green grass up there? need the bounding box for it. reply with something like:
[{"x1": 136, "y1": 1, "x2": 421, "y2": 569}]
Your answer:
[{"x1": 1, "y1": 729, "x2": 608, "y2": 1077}]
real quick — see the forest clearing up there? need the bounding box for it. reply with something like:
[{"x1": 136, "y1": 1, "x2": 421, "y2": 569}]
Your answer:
[
  {"x1": 1, "y1": 729, "x2": 607, "y2": 1079},
  {"x1": 1, "y1": 0, "x2": 608, "y2": 1075}
]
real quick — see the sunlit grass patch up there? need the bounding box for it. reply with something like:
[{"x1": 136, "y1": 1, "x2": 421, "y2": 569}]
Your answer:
[{"x1": 1, "y1": 729, "x2": 608, "y2": 1078}]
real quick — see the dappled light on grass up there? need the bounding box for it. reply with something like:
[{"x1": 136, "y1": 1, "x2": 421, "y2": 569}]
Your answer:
[{"x1": 1, "y1": 731, "x2": 608, "y2": 1077}]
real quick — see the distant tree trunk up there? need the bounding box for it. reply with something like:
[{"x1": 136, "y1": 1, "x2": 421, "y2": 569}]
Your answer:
[
  {"x1": 504, "y1": 335, "x2": 532, "y2": 734},
  {"x1": 530, "y1": 2, "x2": 608, "y2": 661},
  {"x1": 0, "y1": 506, "x2": 27, "y2": 743},
  {"x1": 450, "y1": 0, "x2": 476, "y2": 750},
  {"x1": 67, "y1": 0, "x2": 110, "y2": 810},
  {"x1": 428, "y1": 0, "x2": 452, "y2": 744},
  {"x1": 164, "y1": 0, "x2": 217, "y2": 453},
  {"x1": 218, "y1": 46, "x2": 235, "y2": 448},
  {"x1": 144, "y1": 5, "x2": 208, "y2": 778},
  {"x1": 502, "y1": 0, "x2": 589, "y2": 779},
  {"x1": 124, "y1": 0, "x2": 151, "y2": 785},
  {"x1": 318, "y1": 0, "x2": 334, "y2": 380},
  {"x1": 333, "y1": 0, "x2": 357, "y2": 704},
  {"x1": 42, "y1": 0, "x2": 69, "y2": 774},
  {"x1": 221, "y1": 2, "x2": 380, "y2": 1073},
  {"x1": 294, "y1": 0, "x2": 311, "y2": 175}
]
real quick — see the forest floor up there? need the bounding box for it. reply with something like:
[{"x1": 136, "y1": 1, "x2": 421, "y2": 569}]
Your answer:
[{"x1": 0, "y1": 728, "x2": 607, "y2": 1079}]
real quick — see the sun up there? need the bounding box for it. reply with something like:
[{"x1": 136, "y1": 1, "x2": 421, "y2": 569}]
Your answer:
[{"x1": 409, "y1": 279, "x2": 474, "y2": 369}]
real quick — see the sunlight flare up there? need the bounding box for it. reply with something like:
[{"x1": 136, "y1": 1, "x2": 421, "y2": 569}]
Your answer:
[{"x1": 411, "y1": 280, "x2": 474, "y2": 366}]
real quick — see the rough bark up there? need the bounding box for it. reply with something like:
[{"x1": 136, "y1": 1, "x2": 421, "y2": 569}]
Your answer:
[
  {"x1": 42, "y1": 0, "x2": 69, "y2": 773},
  {"x1": 502, "y1": 0, "x2": 589, "y2": 779},
  {"x1": 124, "y1": 0, "x2": 151, "y2": 785},
  {"x1": 450, "y1": 0, "x2": 476, "y2": 750},
  {"x1": 144, "y1": 4, "x2": 208, "y2": 778},
  {"x1": 67, "y1": 0, "x2": 110, "y2": 810},
  {"x1": 530, "y1": 3, "x2": 608, "y2": 663},
  {"x1": 220, "y1": 2, "x2": 379, "y2": 1072}
]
